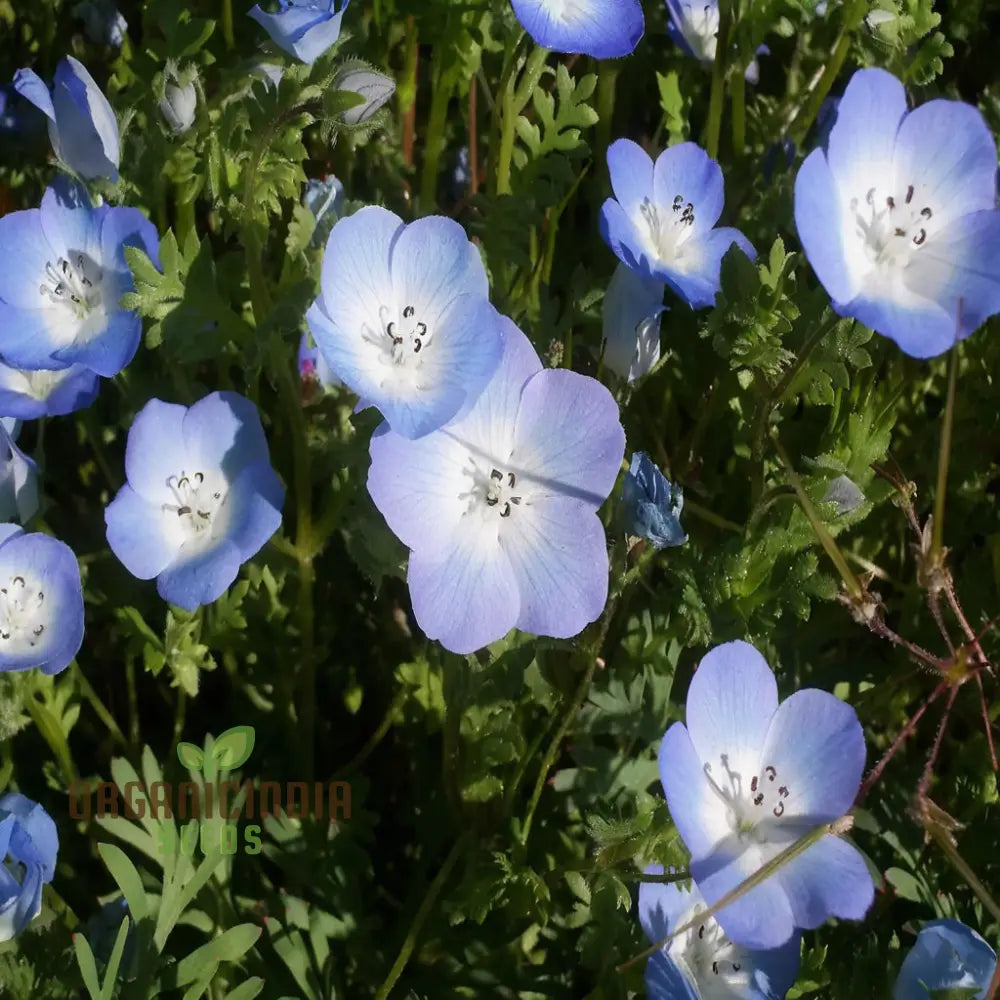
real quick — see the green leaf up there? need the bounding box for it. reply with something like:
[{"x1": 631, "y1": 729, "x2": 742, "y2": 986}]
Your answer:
[
  {"x1": 211, "y1": 725, "x2": 256, "y2": 770},
  {"x1": 97, "y1": 843, "x2": 149, "y2": 921},
  {"x1": 72, "y1": 932, "x2": 102, "y2": 1000},
  {"x1": 177, "y1": 742, "x2": 206, "y2": 771},
  {"x1": 223, "y1": 981, "x2": 266, "y2": 1000},
  {"x1": 168, "y1": 924, "x2": 263, "y2": 989}
]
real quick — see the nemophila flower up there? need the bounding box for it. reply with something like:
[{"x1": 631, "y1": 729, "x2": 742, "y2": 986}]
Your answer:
[
  {"x1": 601, "y1": 263, "x2": 665, "y2": 383},
  {"x1": 303, "y1": 175, "x2": 344, "y2": 249},
  {"x1": 665, "y1": 1, "x2": 763, "y2": 83},
  {"x1": 658, "y1": 640, "x2": 874, "y2": 950},
  {"x1": 298, "y1": 330, "x2": 341, "y2": 393},
  {"x1": 13, "y1": 56, "x2": 119, "y2": 181},
  {"x1": 368, "y1": 319, "x2": 625, "y2": 654},
  {"x1": 622, "y1": 452, "x2": 686, "y2": 548},
  {"x1": 0, "y1": 792, "x2": 58, "y2": 941},
  {"x1": 894, "y1": 919, "x2": 996, "y2": 1000},
  {"x1": 0, "y1": 360, "x2": 100, "y2": 420},
  {"x1": 640, "y1": 868, "x2": 800, "y2": 999},
  {"x1": 0, "y1": 423, "x2": 39, "y2": 525},
  {"x1": 105, "y1": 392, "x2": 284, "y2": 612},
  {"x1": 600, "y1": 139, "x2": 754, "y2": 309},
  {"x1": 334, "y1": 64, "x2": 396, "y2": 126},
  {"x1": 509, "y1": 0, "x2": 644, "y2": 59},
  {"x1": 248, "y1": 0, "x2": 349, "y2": 65},
  {"x1": 306, "y1": 206, "x2": 503, "y2": 439},
  {"x1": 0, "y1": 183, "x2": 159, "y2": 378},
  {"x1": 0, "y1": 525, "x2": 85, "y2": 675},
  {"x1": 795, "y1": 68, "x2": 1000, "y2": 358},
  {"x1": 73, "y1": 0, "x2": 128, "y2": 47}
]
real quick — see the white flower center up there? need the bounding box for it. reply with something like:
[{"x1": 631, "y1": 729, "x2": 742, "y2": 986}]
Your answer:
[
  {"x1": 0, "y1": 573, "x2": 49, "y2": 651},
  {"x1": 704, "y1": 752, "x2": 792, "y2": 842},
  {"x1": 38, "y1": 253, "x2": 104, "y2": 320},
  {"x1": 639, "y1": 195, "x2": 697, "y2": 264},
  {"x1": 458, "y1": 460, "x2": 529, "y2": 521},
  {"x1": 366, "y1": 302, "x2": 433, "y2": 369},
  {"x1": 161, "y1": 470, "x2": 228, "y2": 542},
  {"x1": 849, "y1": 181, "x2": 935, "y2": 272},
  {"x1": 545, "y1": 0, "x2": 589, "y2": 20},
  {"x1": 670, "y1": 905, "x2": 752, "y2": 995}
]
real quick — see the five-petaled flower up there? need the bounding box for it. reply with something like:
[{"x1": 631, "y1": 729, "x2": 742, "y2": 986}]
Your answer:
[
  {"x1": 622, "y1": 452, "x2": 686, "y2": 549},
  {"x1": 640, "y1": 866, "x2": 800, "y2": 1000},
  {"x1": 13, "y1": 56, "x2": 120, "y2": 181},
  {"x1": 600, "y1": 139, "x2": 755, "y2": 309},
  {"x1": 658, "y1": 640, "x2": 874, "y2": 950},
  {"x1": 367, "y1": 318, "x2": 625, "y2": 654},
  {"x1": 795, "y1": 68, "x2": 1000, "y2": 358},
  {"x1": 0, "y1": 183, "x2": 159, "y2": 378},
  {"x1": 104, "y1": 392, "x2": 285, "y2": 612},
  {"x1": 894, "y1": 919, "x2": 996, "y2": 1000},
  {"x1": 249, "y1": 0, "x2": 349, "y2": 65},
  {"x1": 665, "y1": 1, "x2": 764, "y2": 83},
  {"x1": 601, "y1": 264, "x2": 665, "y2": 383},
  {"x1": 307, "y1": 206, "x2": 504, "y2": 439},
  {"x1": 0, "y1": 524, "x2": 85, "y2": 675},
  {"x1": 0, "y1": 792, "x2": 58, "y2": 941},
  {"x1": 509, "y1": 0, "x2": 644, "y2": 59}
]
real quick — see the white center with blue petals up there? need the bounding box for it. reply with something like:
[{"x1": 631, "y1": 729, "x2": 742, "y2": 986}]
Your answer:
[
  {"x1": 668, "y1": 900, "x2": 752, "y2": 995},
  {"x1": 0, "y1": 573, "x2": 48, "y2": 651},
  {"x1": 160, "y1": 469, "x2": 229, "y2": 545},
  {"x1": 639, "y1": 194, "x2": 697, "y2": 266},
  {"x1": 38, "y1": 252, "x2": 104, "y2": 321},
  {"x1": 848, "y1": 180, "x2": 936, "y2": 273}
]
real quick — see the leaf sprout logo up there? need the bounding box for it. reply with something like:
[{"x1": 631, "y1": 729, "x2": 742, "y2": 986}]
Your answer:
[
  {"x1": 68, "y1": 723, "x2": 352, "y2": 859},
  {"x1": 177, "y1": 724, "x2": 255, "y2": 773}
]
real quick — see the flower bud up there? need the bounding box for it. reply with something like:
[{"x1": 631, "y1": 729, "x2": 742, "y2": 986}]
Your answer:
[
  {"x1": 334, "y1": 64, "x2": 396, "y2": 126},
  {"x1": 160, "y1": 81, "x2": 197, "y2": 135}
]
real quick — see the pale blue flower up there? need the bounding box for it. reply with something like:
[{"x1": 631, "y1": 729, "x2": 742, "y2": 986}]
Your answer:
[
  {"x1": 622, "y1": 453, "x2": 686, "y2": 548},
  {"x1": 0, "y1": 423, "x2": 38, "y2": 525},
  {"x1": 306, "y1": 206, "x2": 503, "y2": 439},
  {"x1": 0, "y1": 183, "x2": 159, "y2": 378},
  {"x1": 248, "y1": 0, "x2": 349, "y2": 65},
  {"x1": 795, "y1": 68, "x2": 1000, "y2": 358},
  {"x1": 13, "y1": 56, "x2": 120, "y2": 181},
  {"x1": 600, "y1": 139, "x2": 754, "y2": 309},
  {"x1": 641, "y1": 868, "x2": 800, "y2": 999},
  {"x1": 0, "y1": 360, "x2": 100, "y2": 419},
  {"x1": 105, "y1": 392, "x2": 284, "y2": 611},
  {"x1": 510, "y1": 0, "x2": 644, "y2": 58},
  {"x1": 665, "y1": 1, "x2": 764, "y2": 83},
  {"x1": 367, "y1": 319, "x2": 625, "y2": 654},
  {"x1": 0, "y1": 525, "x2": 84, "y2": 675},
  {"x1": 73, "y1": 0, "x2": 128, "y2": 47},
  {"x1": 894, "y1": 919, "x2": 997, "y2": 1000},
  {"x1": 601, "y1": 263, "x2": 665, "y2": 382},
  {"x1": 658, "y1": 640, "x2": 874, "y2": 950},
  {"x1": 0, "y1": 793, "x2": 58, "y2": 940}
]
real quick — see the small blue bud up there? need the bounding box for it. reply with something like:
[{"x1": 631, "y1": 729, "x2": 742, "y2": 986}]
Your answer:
[{"x1": 622, "y1": 452, "x2": 687, "y2": 548}]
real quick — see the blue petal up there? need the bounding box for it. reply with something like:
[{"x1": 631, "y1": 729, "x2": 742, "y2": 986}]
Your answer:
[
  {"x1": 0, "y1": 362, "x2": 99, "y2": 419},
  {"x1": 220, "y1": 461, "x2": 284, "y2": 562},
  {"x1": 599, "y1": 197, "x2": 656, "y2": 277},
  {"x1": 11, "y1": 69, "x2": 55, "y2": 122},
  {"x1": 156, "y1": 539, "x2": 243, "y2": 611},
  {"x1": 795, "y1": 150, "x2": 860, "y2": 304},
  {"x1": 509, "y1": 0, "x2": 643, "y2": 58},
  {"x1": 644, "y1": 951, "x2": 699, "y2": 1000},
  {"x1": 505, "y1": 498, "x2": 610, "y2": 639},
  {"x1": 606, "y1": 139, "x2": 654, "y2": 221},
  {"x1": 844, "y1": 288, "x2": 956, "y2": 360},
  {"x1": 894, "y1": 919, "x2": 997, "y2": 1000},
  {"x1": 638, "y1": 867, "x2": 689, "y2": 943},
  {"x1": 661, "y1": 226, "x2": 754, "y2": 310},
  {"x1": 100, "y1": 202, "x2": 161, "y2": 272},
  {"x1": 652, "y1": 142, "x2": 725, "y2": 233},
  {"x1": 248, "y1": 2, "x2": 346, "y2": 64},
  {"x1": 182, "y1": 391, "x2": 271, "y2": 480},
  {"x1": 123, "y1": 399, "x2": 190, "y2": 505},
  {"x1": 0, "y1": 794, "x2": 58, "y2": 880},
  {"x1": 0, "y1": 862, "x2": 43, "y2": 941},
  {"x1": 0, "y1": 303, "x2": 73, "y2": 372},
  {"x1": 52, "y1": 309, "x2": 140, "y2": 377},
  {"x1": 0, "y1": 207, "x2": 52, "y2": 309},
  {"x1": 51, "y1": 57, "x2": 119, "y2": 180},
  {"x1": 601, "y1": 264, "x2": 664, "y2": 383},
  {"x1": 105, "y1": 484, "x2": 182, "y2": 579}
]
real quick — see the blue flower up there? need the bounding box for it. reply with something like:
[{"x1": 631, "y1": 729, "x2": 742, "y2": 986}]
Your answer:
[
  {"x1": 303, "y1": 175, "x2": 344, "y2": 249},
  {"x1": 894, "y1": 919, "x2": 997, "y2": 999},
  {"x1": 367, "y1": 318, "x2": 625, "y2": 654},
  {"x1": 105, "y1": 392, "x2": 285, "y2": 612},
  {"x1": 640, "y1": 867, "x2": 800, "y2": 999},
  {"x1": 795, "y1": 68, "x2": 1000, "y2": 358},
  {"x1": 248, "y1": 0, "x2": 349, "y2": 65},
  {"x1": 658, "y1": 640, "x2": 874, "y2": 950},
  {"x1": 0, "y1": 792, "x2": 58, "y2": 941},
  {"x1": 622, "y1": 453, "x2": 686, "y2": 548},
  {"x1": 0, "y1": 525, "x2": 84, "y2": 675},
  {"x1": 665, "y1": 2, "x2": 764, "y2": 83},
  {"x1": 0, "y1": 360, "x2": 100, "y2": 420},
  {"x1": 298, "y1": 330, "x2": 341, "y2": 392},
  {"x1": 73, "y1": 0, "x2": 128, "y2": 48},
  {"x1": 600, "y1": 139, "x2": 754, "y2": 309},
  {"x1": 13, "y1": 56, "x2": 120, "y2": 181},
  {"x1": 0, "y1": 423, "x2": 39, "y2": 525},
  {"x1": 510, "y1": 0, "x2": 643, "y2": 59},
  {"x1": 159, "y1": 79, "x2": 197, "y2": 136},
  {"x1": 0, "y1": 183, "x2": 159, "y2": 378},
  {"x1": 306, "y1": 206, "x2": 504, "y2": 439},
  {"x1": 602, "y1": 264, "x2": 665, "y2": 383}
]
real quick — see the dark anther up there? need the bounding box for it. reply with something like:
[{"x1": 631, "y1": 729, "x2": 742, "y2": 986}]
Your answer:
[
  {"x1": 37, "y1": 592, "x2": 44, "y2": 604},
  {"x1": 886, "y1": 196, "x2": 895, "y2": 209},
  {"x1": 905, "y1": 184, "x2": 914, "y2": 204},
  {"x1": 921, "y1": 206, "x2": 932, "y2": 219},
  {"x1": 712, "y1": 962, "x2": 719, "y2": 974},
  {"x1": 765, "y1": 765, "x2": 776, "y2": 781},
  {"x1": 417, "y1": 322, "x2": 427, "y2": 336},
  {"x1": 197, "y1": 510, "x2": 211, "y2": 520},
  {"x1": 894, "y1": 227, "x2": 907, "y2": 237},
  {"x1": 773, "y1": 801, "x2": 785, "y2": 817},
  {"x1": 486, "y1": 496, "x2": 499, "y2": 507},
  {"x1": 179, "y1": 476, "x2": 189, "y2": 489},
  {"x1": 33, "y1": 625, "x2": 44, "y2": 636},
  {"x1": 0, "y1": 631, "x2": 8, "y2": 640},
  {"x1": 753, "y1": 793, "x2": 764, "y2": 806},
  {"x1": 733, "y1": 963, "x2": 741, "y2": 972},
  {"x1": 393, "y1": 336, "x2": 403, "y2": 346},
  {"x1": 13, "y1": 576, "x2": 24, "y2": 587},
  {"x1": 403, "y1": 305, "x2": 415, "y2": 318},
  {"x1": 510, "y1": 497, "x2": 521, "y2": 505},
  {"x1": 698, "y1": 925, "x2": 705, "y2": 939},
  {"x1": 177, "y1": 505, "x2": 192, "y2": 516},
  {"x1": 508, "y1": 472, "x2": 516, "y2": 487},
  {"x1": 387, "y1": 321, "x2": 396, "y2": 338},
  {"x1": 672, "y1": 195, "x2": 683, "y2": 211},
  {"x1": 750, "y1": 775, "x2": 758, "y2": 793},
  {"x1": 500, "y1": 503, "x2": 512, "y2": 517},
  {"x1": 865, "y1": 187, "x2": 875, "y2": 205},
  {"x1": 913, "y1": 228, "x2": 927, "y2": 245},
  {"x1": 213, "y1": 492, "x2": 221, "y2": 500},
  {"x1": 194, "y1": 472, "x2": 204, "y2": 484},
  {"x1": 491, "y1": 468, "x2": 503, "y2": 481},
  {"x1": 414, "y1": 339, "x2": 422, "y2": 353},
  {"x1": 778, "y1": 785, "x2": 789, "y2": 798}
]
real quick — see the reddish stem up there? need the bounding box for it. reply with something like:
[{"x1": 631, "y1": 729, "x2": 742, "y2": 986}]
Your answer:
[{"x1": 917, "y1": 685, "x2": 959, "y2": 802}]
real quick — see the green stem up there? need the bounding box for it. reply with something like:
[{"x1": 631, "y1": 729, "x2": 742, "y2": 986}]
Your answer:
[
  {"x1": 683, "y1": 499, "x2": 743, "y2": 534},
  {"x1": 73, "y1": 664, "x2": 127, "y2": 749},
  {"x1": 125, "y1": 655, "x2": 140, "y2": 751},
  {"x1": 704, "y1": 1, "x2": 732, "y2": 160},
  {"x1": 174, "y1": 187, "x2": 196, "y2": 248},
  {"x1": 594, "y1": 61, "x2": 619, "y2": 180},
  {"x1": 82, "y1": 408, "x2": 120, "y2": 492},
  {"x1": 930, "y1": 339, "x2": 960, "y2": 568},
  {"x1": 221, "y1": 0, "x2": 234, "y2": 50},
  {"x1": 496, "y1": 46, "x2": 549, "y2": 196},
  {"x1": 419, "y1": 64, "x2": 455, "y2": 212},
  {"x1": 374, "y1": 832, "x2": 471, "y2": 1000},
  {"x1": 335, "y1": 690, "x2": 407, "y2": 778},
  {"x1": 730, "y1": 66, "x2": 746, "y2": 156}
]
